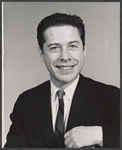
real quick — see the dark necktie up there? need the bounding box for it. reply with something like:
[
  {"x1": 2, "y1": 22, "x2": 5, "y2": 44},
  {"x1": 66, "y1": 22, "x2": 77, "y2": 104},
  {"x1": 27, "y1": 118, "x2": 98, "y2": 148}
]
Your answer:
[{"x1": 54, "y1": 90, "x2": 65, "y2": 147}]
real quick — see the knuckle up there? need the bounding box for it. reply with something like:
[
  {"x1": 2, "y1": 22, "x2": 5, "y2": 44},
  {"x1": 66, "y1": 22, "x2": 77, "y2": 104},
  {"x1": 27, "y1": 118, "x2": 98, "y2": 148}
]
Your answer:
[
  {"x1": 70, "y1": 134, "x2": 75, "y2": 140},
  {"x1": 64, "y1": 140, "x2": 67, "y2": 145},
  {"x1": 76, "y1": 142, "x2": 81, "y2": 148},
  {"x1": 68, "y1": 143, "x2": 73, "y2": 148},
  {"x1": 73, "y1": 137, "x2": 77, "y2": 142},
  {"x1": 70, "y1": 129, "x2": 74, "y2": 134},
  {"x1": 73, "y1": 127, "x2": 77, "y2": 131}
]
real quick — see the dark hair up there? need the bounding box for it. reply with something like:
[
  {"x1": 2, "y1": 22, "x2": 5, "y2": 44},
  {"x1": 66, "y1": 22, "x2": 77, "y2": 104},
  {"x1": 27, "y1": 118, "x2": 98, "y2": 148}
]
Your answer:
[{"x1": 37, "y1": 13, "x2": 85, "y2": 50}]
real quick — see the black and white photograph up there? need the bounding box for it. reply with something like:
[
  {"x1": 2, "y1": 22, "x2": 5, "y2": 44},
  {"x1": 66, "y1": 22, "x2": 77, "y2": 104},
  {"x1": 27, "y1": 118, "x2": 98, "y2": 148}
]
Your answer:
[{"x1": 2, "y1": 2, "x2": 120, "y2": 148}]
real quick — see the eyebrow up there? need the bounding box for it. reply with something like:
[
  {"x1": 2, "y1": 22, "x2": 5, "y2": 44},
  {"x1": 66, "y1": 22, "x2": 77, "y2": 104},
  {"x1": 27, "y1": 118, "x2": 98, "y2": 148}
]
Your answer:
[
  {"x1": 68, "y1": 41, "x2": 80, "y2": 44},
  {"x1": 48, "y1": 43, "x2": 59, "y2": 47}
]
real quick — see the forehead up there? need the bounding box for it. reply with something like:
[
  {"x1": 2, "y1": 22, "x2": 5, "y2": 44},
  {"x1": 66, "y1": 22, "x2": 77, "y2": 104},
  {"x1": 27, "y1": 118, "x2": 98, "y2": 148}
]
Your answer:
[{"x1": 43, "y1": 25, "x2": 81, "y2": 43}]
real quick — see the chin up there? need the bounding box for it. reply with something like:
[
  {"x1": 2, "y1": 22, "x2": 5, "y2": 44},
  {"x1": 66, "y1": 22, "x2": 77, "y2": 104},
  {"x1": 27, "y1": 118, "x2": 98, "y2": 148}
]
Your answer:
[{"x1": 60, "y1": 76, "x2": 77, "y2": 84}]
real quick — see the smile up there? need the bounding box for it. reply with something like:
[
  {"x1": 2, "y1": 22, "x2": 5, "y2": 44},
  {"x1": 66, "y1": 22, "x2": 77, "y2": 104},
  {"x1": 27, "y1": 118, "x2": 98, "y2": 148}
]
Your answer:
[{"x1": 57, "y1": 66, "x2": 75, "y2": 70}]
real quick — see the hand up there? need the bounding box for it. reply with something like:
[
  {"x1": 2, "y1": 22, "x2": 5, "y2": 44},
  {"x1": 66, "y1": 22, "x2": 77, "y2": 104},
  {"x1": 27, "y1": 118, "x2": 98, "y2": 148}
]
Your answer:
[{"x1": 64, "y1": 126, "x2": 102, "y2": 148}]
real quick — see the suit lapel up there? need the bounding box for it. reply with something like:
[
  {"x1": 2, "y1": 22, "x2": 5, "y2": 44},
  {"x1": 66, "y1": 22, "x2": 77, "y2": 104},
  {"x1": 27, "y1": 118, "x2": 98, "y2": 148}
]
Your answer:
[
  {"x1": 66, "y1": 74, "x2": 91, "y2": 132},
  {"x1": 35, "y1": 81, "x2": 54, "y2": 147}
]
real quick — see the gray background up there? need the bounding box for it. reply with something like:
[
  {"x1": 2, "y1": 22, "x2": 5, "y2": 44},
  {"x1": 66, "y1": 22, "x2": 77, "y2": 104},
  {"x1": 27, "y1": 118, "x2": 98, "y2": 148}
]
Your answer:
[{"x1": 3, "y1": 2, "x2": 120, "y2": 146}]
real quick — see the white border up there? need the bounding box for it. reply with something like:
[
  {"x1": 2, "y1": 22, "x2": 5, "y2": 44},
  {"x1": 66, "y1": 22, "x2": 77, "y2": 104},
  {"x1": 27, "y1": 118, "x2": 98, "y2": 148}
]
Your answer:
[{"x1": 2, "y1": 2, "x2": 5, "y2": 148}]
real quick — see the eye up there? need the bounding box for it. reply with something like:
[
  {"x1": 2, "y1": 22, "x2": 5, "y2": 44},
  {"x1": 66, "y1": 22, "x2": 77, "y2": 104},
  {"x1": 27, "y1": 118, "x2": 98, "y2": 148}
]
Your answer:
[
  {"x1": 50, "y1": 46, "x2": 60, "y2": 52},
  {"x1": 69, "y1": 44, "x2": 78, "y2": 48}
]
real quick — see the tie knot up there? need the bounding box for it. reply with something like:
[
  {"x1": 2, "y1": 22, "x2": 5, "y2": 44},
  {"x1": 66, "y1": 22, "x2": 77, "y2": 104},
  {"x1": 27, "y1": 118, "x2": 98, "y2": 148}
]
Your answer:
[{"x1": 57, "y1": 90, "x2": 65, "y2": 99}]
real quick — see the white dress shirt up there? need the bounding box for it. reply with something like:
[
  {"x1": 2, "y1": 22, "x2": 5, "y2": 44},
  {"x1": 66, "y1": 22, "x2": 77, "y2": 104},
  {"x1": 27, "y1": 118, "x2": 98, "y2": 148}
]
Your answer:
[{"x1": 50, "y1": 75, "x2": 80, "y2": 132}]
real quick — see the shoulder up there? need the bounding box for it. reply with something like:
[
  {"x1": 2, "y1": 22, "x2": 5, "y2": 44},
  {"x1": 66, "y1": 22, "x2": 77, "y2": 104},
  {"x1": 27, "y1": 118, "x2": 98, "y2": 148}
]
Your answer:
[
  {"x1": 78, "y1": 75, "x2": 120, "y2": 107},
  {"x1": 22, "y1": 80, "x2": 50, "y2": 96},
  {"x1": 80, "y1": 74, "x2": 119, "y2": 94},
  {"x1": 15, "y1": 80, "x2": 50, "y2": 105}
]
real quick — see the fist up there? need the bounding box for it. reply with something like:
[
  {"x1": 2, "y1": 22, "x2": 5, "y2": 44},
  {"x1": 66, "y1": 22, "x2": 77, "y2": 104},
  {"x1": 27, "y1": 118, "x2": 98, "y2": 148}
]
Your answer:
[{"x1": 64, "y1": 126, "x2": 102, "y2": 148}]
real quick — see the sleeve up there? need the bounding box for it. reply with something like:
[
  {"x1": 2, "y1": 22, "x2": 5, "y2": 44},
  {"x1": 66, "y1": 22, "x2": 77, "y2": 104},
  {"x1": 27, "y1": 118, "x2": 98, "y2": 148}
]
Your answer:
[
  {"x1": 4, "y1": 94, "x2": 28, "y2": 148},
  {"x1": 102, "y1": 87, "x2": 120, "y2": 147}
]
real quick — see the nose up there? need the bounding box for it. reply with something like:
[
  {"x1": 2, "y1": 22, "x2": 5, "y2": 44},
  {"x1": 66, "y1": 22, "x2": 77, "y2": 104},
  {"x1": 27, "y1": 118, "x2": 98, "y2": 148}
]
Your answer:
[{"x1": 60, "y1": 47, "x2": 71, "y2": 61}]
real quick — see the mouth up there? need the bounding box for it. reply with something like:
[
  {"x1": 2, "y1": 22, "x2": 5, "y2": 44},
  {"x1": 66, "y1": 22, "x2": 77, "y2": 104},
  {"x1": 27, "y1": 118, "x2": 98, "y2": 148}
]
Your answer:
[{"x1": 56, "y1": 65, "x2": 75, "y2": 71}]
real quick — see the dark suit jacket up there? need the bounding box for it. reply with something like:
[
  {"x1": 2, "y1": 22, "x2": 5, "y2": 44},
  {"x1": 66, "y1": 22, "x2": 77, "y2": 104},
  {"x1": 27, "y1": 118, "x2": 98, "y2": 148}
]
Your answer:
[{"x1": 4, "y1": 74, "x2": 120, "y2": 148}]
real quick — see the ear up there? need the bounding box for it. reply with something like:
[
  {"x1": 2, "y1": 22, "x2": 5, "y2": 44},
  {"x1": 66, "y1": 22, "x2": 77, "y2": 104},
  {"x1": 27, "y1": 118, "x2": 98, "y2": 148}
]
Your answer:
[
  {"x1": 38, "y1": 47, "x2": 44, "y2": 63},
  {"x1": 83, "y1": 45, "x2": 87, "y2": 58}
]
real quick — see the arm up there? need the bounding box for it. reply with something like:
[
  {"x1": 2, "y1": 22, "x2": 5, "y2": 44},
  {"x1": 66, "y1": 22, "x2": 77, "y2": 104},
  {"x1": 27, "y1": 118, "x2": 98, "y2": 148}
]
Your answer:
[
  {"x1": 4, "y1": 95, "x2": 28, "y2": 148},
  {"x1": 64, "y1": 87, "x2": 120, "y2": 148},
  {"x1": 102, "y1": 87, "x2": 120, "y2": 147}
]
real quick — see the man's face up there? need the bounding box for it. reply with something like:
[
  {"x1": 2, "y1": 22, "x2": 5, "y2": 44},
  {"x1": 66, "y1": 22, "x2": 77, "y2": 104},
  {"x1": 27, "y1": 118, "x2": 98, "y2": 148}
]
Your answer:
[{"x1": 40, "y1": 25, "x2": 86, "y2": 88}]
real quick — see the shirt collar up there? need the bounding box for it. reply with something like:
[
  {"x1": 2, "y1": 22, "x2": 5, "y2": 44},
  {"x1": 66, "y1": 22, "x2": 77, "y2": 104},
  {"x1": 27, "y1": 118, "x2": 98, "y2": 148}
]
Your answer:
[
  {"x1": 51, "y1": 75, "x2": 80, "y2": 102},
  {"x1": 51, "y1": 81, "x2": 59, "y2": 102}
]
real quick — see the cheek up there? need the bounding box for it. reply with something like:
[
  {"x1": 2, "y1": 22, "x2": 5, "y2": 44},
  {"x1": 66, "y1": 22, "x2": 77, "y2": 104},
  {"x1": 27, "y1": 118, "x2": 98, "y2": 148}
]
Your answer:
[
  {"x1": 44, "y1": 53, "x2": 58, "y2": 67},
  {"x1": 72, "y1": 51, "x2": 84, "y2": 61}
]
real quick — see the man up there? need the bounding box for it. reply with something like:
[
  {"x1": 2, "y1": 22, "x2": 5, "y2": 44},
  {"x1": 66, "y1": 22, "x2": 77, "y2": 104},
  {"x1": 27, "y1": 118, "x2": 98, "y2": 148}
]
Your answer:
[{"x1": 5, "y1": 13, "x2": 120, "y2": 148}]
